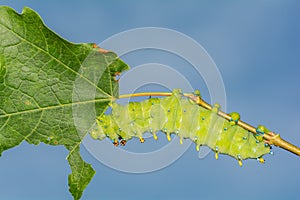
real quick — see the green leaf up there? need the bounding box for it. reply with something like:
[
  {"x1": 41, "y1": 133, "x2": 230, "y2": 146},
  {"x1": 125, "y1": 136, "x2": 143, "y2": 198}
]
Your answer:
[
  {"x1": 67, "y1": 146, "x2": 96, "y2": 200},
  {"x1": 0, "y1": 6, "x2": 129, "y2": 199}
]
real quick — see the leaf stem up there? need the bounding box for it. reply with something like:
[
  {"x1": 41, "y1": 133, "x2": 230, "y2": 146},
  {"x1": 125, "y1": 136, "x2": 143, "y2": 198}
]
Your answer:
[
  {"x1": 119, "y1": 92, "x2": 173, "y2": 99},
  {"x1": 118, "y1": 92, "x2": 300, "y2": 157}
]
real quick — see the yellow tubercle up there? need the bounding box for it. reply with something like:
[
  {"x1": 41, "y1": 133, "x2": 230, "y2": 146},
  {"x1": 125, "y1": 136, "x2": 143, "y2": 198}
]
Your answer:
[
  {"x1": 153, "y1": 133, "x2": 158, "y2": 140},
  {"x1": 196, "y1": 145, "x2": 200, "y2": 151},
  {"x1": 238, "y1": 160, "x2": 243, "y2": 167},
  {"x1": 215, "y1": 152, "x2": 219, "y2": 160},
  {"x1": 229, "y1": 121, "x2": 236, "y2": 126}
]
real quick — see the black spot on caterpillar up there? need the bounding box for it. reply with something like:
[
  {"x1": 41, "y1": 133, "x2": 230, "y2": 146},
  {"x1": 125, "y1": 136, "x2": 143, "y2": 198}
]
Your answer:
[{"x1": 90, "y1": 89, "x2": 270, "y2": 166}]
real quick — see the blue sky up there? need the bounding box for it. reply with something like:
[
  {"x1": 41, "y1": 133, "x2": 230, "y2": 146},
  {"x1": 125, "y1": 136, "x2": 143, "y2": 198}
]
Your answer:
[{"x1": 0, "y1": 1, "x2": 300, "y2": 200}]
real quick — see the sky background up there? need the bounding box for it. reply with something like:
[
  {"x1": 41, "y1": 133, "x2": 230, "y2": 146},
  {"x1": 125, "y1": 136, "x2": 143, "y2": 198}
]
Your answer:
[{"x1": 0, "y1": 0, "x2": 300, "y2": 200}]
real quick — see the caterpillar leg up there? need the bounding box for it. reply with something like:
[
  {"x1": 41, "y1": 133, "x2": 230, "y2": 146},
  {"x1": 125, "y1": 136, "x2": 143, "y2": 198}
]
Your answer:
[
  {"x1": 257, "y1": 157, "x2": 265, "y2": 163},
  {"x1": 153, "y1": 133, "x2": 158, "y2": 140},
  {"x1": 113, "y1": 139, "x2": 119, "y2": 147},
  {"x1": 139, "y1": 137, "x2": 145, "y2": 143},
  {"x1": 179, "y1": 137, "x2": 183, "y2": 145},
  {"x1": 120, "y1": 140, "x2": 127, "y2": 146},
  {"x1": 196, "y1": 144, "x2": 200, "y2": 152},
  {"x1": 215, "y1": 152, "x2": 219, "y2": 160},
  {"x1": 166, "y1": 133, "x2": 171, "y2": 141},
  {"x1": 238, "y1": 160, "x2": 243, "y2": 167},
  {"x1": 237, "y1": 155, "x2": 243, "y2": 167}
]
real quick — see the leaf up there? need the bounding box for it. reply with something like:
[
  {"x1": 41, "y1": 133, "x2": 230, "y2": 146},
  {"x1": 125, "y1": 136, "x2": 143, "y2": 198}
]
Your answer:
[
  {"x1": 67, "y1": 146, "x2": 96, "y2": 200},
  {"x1": 0, "y1": 6, "x2": 129, "y2": 199}
]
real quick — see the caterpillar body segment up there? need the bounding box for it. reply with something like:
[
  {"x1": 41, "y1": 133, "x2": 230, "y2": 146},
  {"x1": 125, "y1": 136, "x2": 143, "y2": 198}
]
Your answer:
[{"x1": 91, "y1": 89, "x2": 270, "y2": 164}]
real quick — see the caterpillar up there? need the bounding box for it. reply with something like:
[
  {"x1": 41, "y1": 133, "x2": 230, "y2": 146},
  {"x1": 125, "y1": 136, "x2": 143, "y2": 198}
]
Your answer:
[{"x1": 90, "y1": 89, "x2": 271, "y2": 166}]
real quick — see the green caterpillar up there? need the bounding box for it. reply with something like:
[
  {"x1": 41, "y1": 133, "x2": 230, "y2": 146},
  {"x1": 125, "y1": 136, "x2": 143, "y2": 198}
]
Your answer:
[{"x1": 90, "y1": 89, "x2": 271, "y2": 166}]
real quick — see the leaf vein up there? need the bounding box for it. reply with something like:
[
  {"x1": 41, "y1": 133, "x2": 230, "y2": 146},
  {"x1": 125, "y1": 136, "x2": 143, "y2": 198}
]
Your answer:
[{"x1": 0, "y1": 98, "x2": 111, "y2": 119}]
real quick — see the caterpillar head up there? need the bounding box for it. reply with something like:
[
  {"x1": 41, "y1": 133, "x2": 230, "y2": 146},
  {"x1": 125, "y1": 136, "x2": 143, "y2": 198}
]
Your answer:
[
  {"x1": 89, "y1": 116, "x2": 110, "y2": 140},
  {"x1": 97, "y1": 116, "x2": 108, "y2": 127}
]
